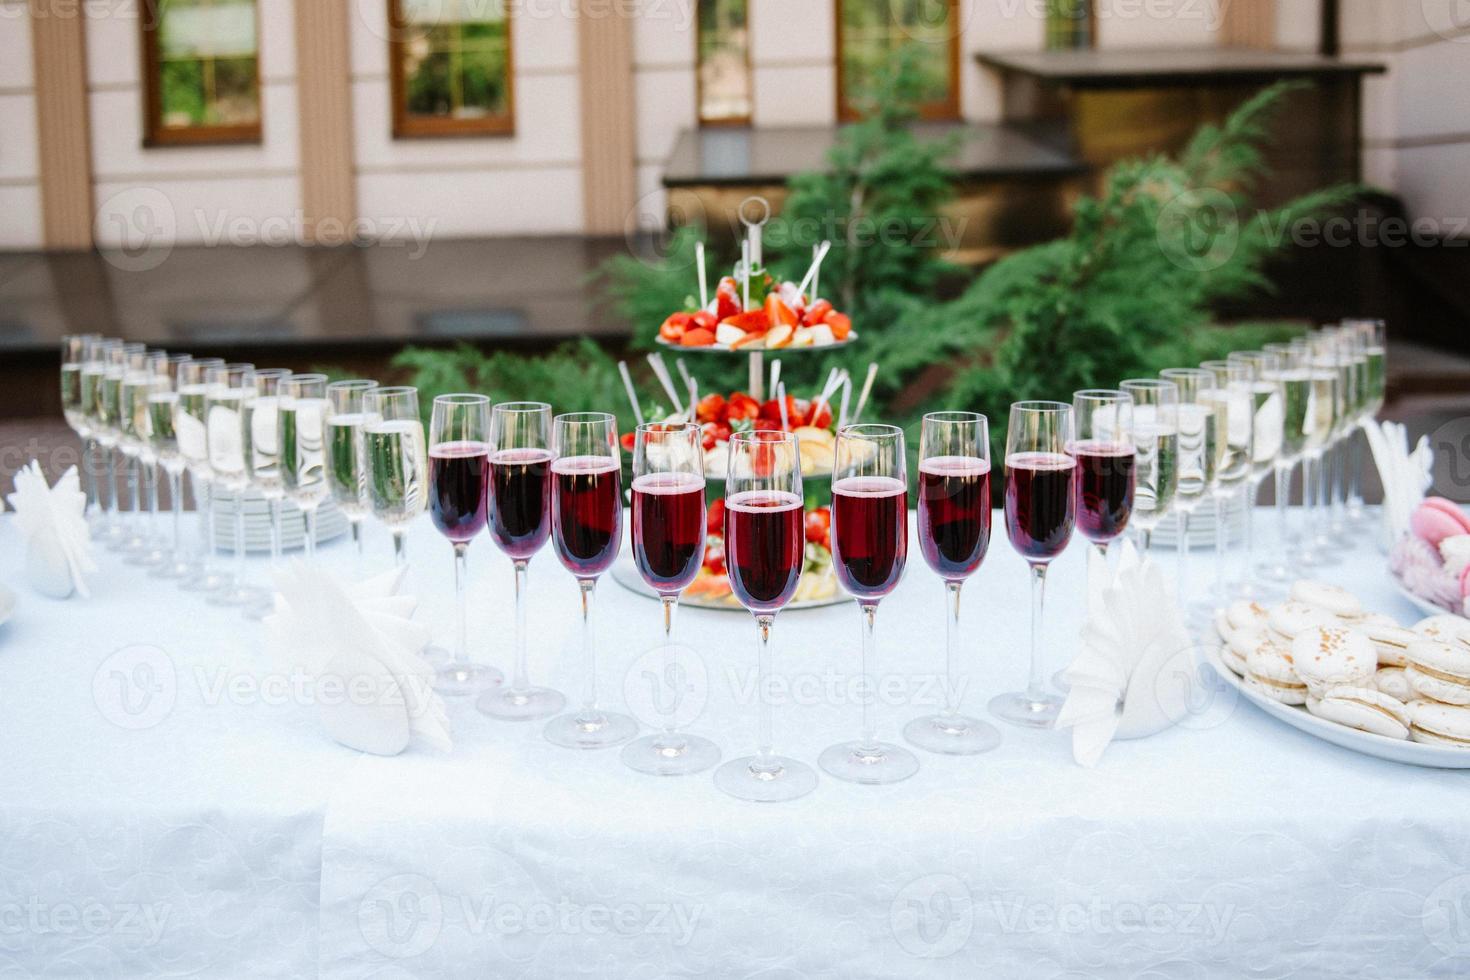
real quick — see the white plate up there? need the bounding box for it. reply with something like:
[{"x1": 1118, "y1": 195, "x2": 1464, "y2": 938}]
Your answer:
[
  {"x1": 609, "y1": 559, "x2": 849, "y2": 611},
  {"x1": 1392, "y1": 575, "x2": 1466, "y2": 621},
  {"x1": 1208, "y1": 646, "x2": 1470, "y2": 769}
]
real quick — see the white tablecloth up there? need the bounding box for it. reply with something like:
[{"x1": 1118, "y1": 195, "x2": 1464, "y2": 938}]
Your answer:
[{"x1": 1, "y1": 511, "x2": 1466, "y2": 978}]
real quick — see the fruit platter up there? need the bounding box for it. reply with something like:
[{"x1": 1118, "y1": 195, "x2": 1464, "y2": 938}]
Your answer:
[
  {"x1": 656, "y1": 272, "x2": 854, "y2": 352},
  {"x1": 611, "y1": 384, "x2": 849, "y2": 610}
]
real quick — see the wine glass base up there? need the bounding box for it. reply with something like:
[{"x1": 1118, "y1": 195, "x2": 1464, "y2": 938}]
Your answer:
[
  {"x1": 621, "y1": 733, "x2": 721, "y2": 776},
  {"x1": 435, "y1": 663, "x2": 503, "y2": 697},
  {"x1": 714, "y1": 755, "x2": 817, "y2": 802},
  {"x1": 1254, "y1": 560, "x2": 1293, "y2": 583},
  {"x1": 241, "y1": 597, "x2": 275, "y2": 622},
  {"x1": 1051, "y1": 670, "x2": 1070, "y2": 693},
  {"x1": 1229, "y1": 577, "x2": 1285, "y2": 603},
  {"x1": 125, "y1": 548, "x2": 167, "y2": 568},
  {"x1": 419, "y1": 645, "x2": 453, "y2": 671},
  {"x1": 544, "y1": 710, "x2": 639, "y2": 750},
  {"x1": 149, "y1": 558, "x2": 192, "y2": 580},
  {"x1": 207, "y1": 584, "x2": 260, "y2": 607},
  {"x1": 476, "y1": 685, "x2": 565, "y2": 720},
  {"x1": 989, "y1": 691, "x2": 1062, "y2": 729},
  {"x1": 178, "y1": 568, "x2": 227, "y2": 593},
  {"x1": 818, "y1": 740, "x2": 920, "y2": 785},
  {"x1": 902, "y1": 715, "x2": 1002, "y2": 756}
]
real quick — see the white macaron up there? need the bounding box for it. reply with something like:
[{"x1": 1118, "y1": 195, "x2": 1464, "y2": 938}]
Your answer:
[
  {"x1": 1307, "y1": 685, "x2": 1410, "y2": 740},
  {"x1": 1227, "y1": 599, "x2": 1271, "y2": 633},
  {"x1": 1290, "y1": 580, "x2": 1363, "y2": 618},
  {"x1": 1267, "y1": 601, "x2": 1338, "y2": 646},
  {"x1": 1214, "y1": 609, "x2": 1235, "y2": 645},
  {"x1": 1407, "y1": 699, "x2": 1470, "y2": 749},
  {"x1": 1404, "y1": 639, "x2": 1470, "y2": 705},
  {"x1": 1364, "y1": 623, "x2": 1417, "y2": 668},
  {"x1": 1413, "y1": 615, "x2": 1470, "y2": 649},
  {"x1": 1290, "y1": 625, "x2": 1377, "y2": 696},
  {"x1": 1374, "y1": 666, "x2": 1414, "y2": 703},
  {"x1": 1244, "y1": 637, "x2": 1308, "y2": 705}
]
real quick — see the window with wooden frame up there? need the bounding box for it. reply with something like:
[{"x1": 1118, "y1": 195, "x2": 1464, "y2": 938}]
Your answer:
[
  {"x1": 390, "y1": 0, "x2": 515, "y2": 138},
  {"x1": 1045, "y1": 0, "x2": 1096, "y2": 49},
  {"x1": 836, "y1": 0, "x2": 960, "y2": 122},
  {"x1": 697, "y1": 0, "x2": 751, "y2": 126},
  {"x1": 141, "y1": 0, "x2": 262, "y2": 146}
]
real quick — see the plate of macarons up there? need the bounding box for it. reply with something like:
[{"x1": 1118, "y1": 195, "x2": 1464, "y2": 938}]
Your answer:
[{"x1": 1210, "y1": 580, "x2": 1470, "y2": 769}]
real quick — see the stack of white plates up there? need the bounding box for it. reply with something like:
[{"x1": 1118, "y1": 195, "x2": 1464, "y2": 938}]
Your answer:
[
  {"x1": 1150, "y1": 491, "x2": 1249, "y2": 550},
  {"x1": 210, "y1": 489, "x2": 349, "y2": 552}
]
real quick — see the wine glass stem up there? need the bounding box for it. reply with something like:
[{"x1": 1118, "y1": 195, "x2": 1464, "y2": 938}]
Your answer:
[
  {"x1": 303, "y1": 505, "x2": 317, "y2": 560},
  {"x1": 1212, "y1": 494, "x2": 1225, "y2": 595},
  {"x1": 392, "y1": 529, "x2": 406, "y2": 566},
  {"x1": 269, "y1": 497, "x2": 282, "y2": 566},
  {"x1": 127, "y1": 456, "x2": 140, "y2": 529},
  {"x1": 234, "y1": 498, "x2": 246, "y2": 585},
  {"x1": 147, "y1": 461, "x2": 160, "y2": 528},
  {"x1": 351, "y1": 520, "x2": 363, "y2": 556},
  {"x1": 1303, "y1": 456, "x2": 1317, "y2": 540},
  {"x1": 1177, "y1": 509, "x2": 1190, "y2": 604},
  {"x1": 201, "y1": 478, "x2": 216, "y2": 563},
  {"x1": 942, "y1": 580, "x2": 962, "y2": 719},
  {"x1": 754, "y1": 613, "x2": 775, "y2": 768},
  {"x1": 170, "y1": 470, "x2": 183, "y2": 558},
  {"x1": 1275, "y1": 464, "x2": 1290, "y2": 549},
  {"x1": 578, "y1": 578, "x2": 599, "y2": 721},
  {"x1": 1241, "y1": 481, "x2": 1254, "y2": 571},
  {"x1": 660, "y1": 595, "x2": 680, "y2": 741},
  {"x1": 511, "y1": 559, "x2": 530, "y2": 692},
  {"x1": 453, "y1": 542, "x2": 469, "y2": 667},
  {"x1": 858, "y1": 602, "x2": 879, "y2": 754},
  {"x1": 83, "y1": 438, "x2": 98, "y2": 514},
  {"x1": 1026, "y1": 562, "x2": 1048, "y2": 704},
  {"x1": 106, "y1": 449, "x2": 118, "y2": 527}
]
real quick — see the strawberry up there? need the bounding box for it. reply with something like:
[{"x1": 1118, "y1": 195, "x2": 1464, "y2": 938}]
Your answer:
[
  {"x1": 696, "y1": 393, "x2": 727, "y2": 424},
  {"x1": 720, "y1": 310, "x2": 770, "y2": 334},
  {"x1": 715, "y1": 277, "x2": 741, "y2": 321},
  {"x1": 824, "y1": 311, "x2": 851, "y2": 340},
  {"x1": 805, "y1": 400, "x2": 832, "y2": 429},
  {"x1": 804, "y1": 508, "x2": 831, "y2": 549},
  {"x1": 802, "y1": 299, "x2": 833, "y2": 327},
  {"x1": 703, "y1": 540, "x2": 725, "y2": 575},
  {"x1": 680, "y1": 327, "x2": 716, "y2": 347},
  {"x1": 706, "y1": 498, "x2": 726, "y2": 536},
  {"x1": 727, "y1": 392, "x2": 761, "y2": 420},
  {"x1": 620, "y1": 431, "x2": 636, "y2": 451},
  {"x1": 763, "y1": 293, "x2": 798, "y2": 329},
  {"x1": 659, "y1": 312, "x2": 691, "y2": 343},
  {"x1": 690, "y1": 310, "x2": 717, "y2": 332}
]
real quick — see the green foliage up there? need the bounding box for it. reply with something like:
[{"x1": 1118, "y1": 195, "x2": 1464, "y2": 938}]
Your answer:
[
  {"x1": 592, "y1": 225, "x2": 714, "y2": 350},
  {"x1": 389, "y1": 339, "x2": 657, "y2": 437}
]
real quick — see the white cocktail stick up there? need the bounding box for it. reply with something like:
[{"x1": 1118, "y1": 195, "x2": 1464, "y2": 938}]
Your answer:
[
  {"x1": 687, "y1": 377, "x2": 699, "y2": 423},
  {"x1": 796, "y1": 240, "x2": 831, "y2": 300},
  {"x1": 769, "y1": 359, "x2": 781, "y2": 401},
  {"x1": 777, "y1": 383, "x2": 790, "y2": 432},
  {"x1": 646, "y1": 352, "x2": 684, "y2": 418},
  {"x1": 740, "y1": 240, "x2": 750, "y2": 311},
  {"x1": 676, "y1": 357, "x2": 693, "y2": 395},
  {"x1": 836, "y1": 373, "x2": 853, "y2": 432},
  {"x1": 853, "y1": 362, "x2": 879, "y2": 424},
  {"x1": 695, "y1": 241, "x2": 708, "y2": 310},
  {"x1": 618, "y1": 361, "x2": 644, "y2": 428}
]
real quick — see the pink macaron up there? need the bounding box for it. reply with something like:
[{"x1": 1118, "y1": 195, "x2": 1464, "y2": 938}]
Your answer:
[
  {"x1": 1410, "y1": 497, "x2": 1470, "y2": 547},
  {"x1": 1461, "y1": 563, "x2": 1470, "y2": 600}
]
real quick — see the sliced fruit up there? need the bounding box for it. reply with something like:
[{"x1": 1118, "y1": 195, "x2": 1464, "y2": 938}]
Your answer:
[
  {"x1": 690, "y1": 310, "x2": 717, "y2": 332},
  {"x1": 809, "y1": 323, "x2": 836, "y2": 347},
  {"x1": 715, "y1": 277, "x2": 741, "y2": 320},
  {"x1": 720, "y1": 310, "x2": 769, "y2": 333},
  {"x1": 715, "y1": 322, "x2": 747, "y2": 346},
  {"x1": 764, "y1": 323, "x2": 794, "y2": 349},
  {"x1": 824, "y1": 311, "x2": 851, "y2": 340},
  {"x1": 659, "y1": 312, "x2": 691, "y2": 342},
  {"x1": 763, "y1": 294, "x2": 799, "y2": 328},
  {"x1": 803, "y1": 299, "x2": 833, "y2": 326},
  {"x1": 730, "y1": 331, "x2": 766, "y2": 350},
  {"x1": 789, "y1": 326, "x2": 815, "y2": 348},
  {"x1": 680, "y1": 328, "x2": 716, "y2": 347}
]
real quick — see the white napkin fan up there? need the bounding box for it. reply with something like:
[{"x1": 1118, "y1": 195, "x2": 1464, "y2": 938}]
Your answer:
[{"x1": 5, "y1": 462, "x2": 95, "y2": 599}]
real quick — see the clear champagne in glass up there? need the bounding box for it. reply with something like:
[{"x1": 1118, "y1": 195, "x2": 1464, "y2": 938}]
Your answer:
[
  {"x1": 147, "y1": 353, "x2": 193, "y2": 579},
  {"x1": 205, "y1": 363, "x2": 258, "y2": 605},
  {"x1": 176, "y1": 357, "x2": 227, "y2": 591},
  {"x1": 279, "y1": 374, "x2": 330, "y2": 560},
  {"x1": 243, "y1": 369, "x2": 291, "y2": 619},
  {"x1": 1119, "y1": 380, "x2": 1179, "y2": 558},
  {"x1": 325, "y1": 379, "x2": 379, "y2": 562}
]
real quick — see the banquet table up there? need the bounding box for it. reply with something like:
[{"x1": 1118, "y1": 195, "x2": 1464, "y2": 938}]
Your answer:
[{"x1": 1, "y1": 509, "x2": 1466, "y2": 978}]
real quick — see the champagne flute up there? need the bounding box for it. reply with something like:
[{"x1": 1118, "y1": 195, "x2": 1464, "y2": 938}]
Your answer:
[
  {"x1": 1226, "y1": 350, "x2": 1282, "y2": 598},
  {"x1": 989, "y1": 401, "x2": 1075, "y2": 729},
  {"x1": 714, "y1": 430, "x2": 817, "y2": 802},
  {"x1": 243, "y1": 369, "x2": 291, "y2": 619},
  {"x1": 1259, "y1": 342, "x2": 1310, "y2": 581},
  {"x1": 1299, "y1": 335, "x2": 1342, "y2": 565},
  {"x1": 78, "y1": 338, "x2": 116, "y2": 536},
  {"x1": 477, "y1": 402, "x2": 566, "y2": 721},
  {"x1": 176, "y1": 357, "x2": 227, "y2": 591},
  {"x1": 1200, "y1": 359, "x2": 1254, "y2": 608},
  {"x1": 365, "y1": 386, "x2": 427, "y2": 565},
  {"x1": 904, "y1": 411, "x2": 1003, "y2": 755},
  {"x1": 622, "y1": 421, "x2": 722, "y2": 776},
  {"x1": 1055, "y1": 389, "x2": 1135, "y2": 691},
  {"x1": 1160, "y1": 367, "x2": 1219, "y2": 605},
  {"x1": 122, "y1": 350, "x2": 167, "y2": 566},
  {"x1": 110, "y1": 343, "x2": 148, "y2": 553},
  {"x1": 325, "y1": 379, "x2": 379, "y2": 561},
  {"x1": 148, "y1": 353, "x2": 193, "y2": 579},
  {"x1": 1119, "y1": 380, "x2": 1179, "y2": 557},
  {"x1": 1342, "y1": 318, "x2": 1386, "y2": 525},
  {"x1": 136, "y1": 353, "x2": 188, "y2": 568},
  {"x1": 279, "y1": 374, "x2": 330, "y2": 559},
  {"x1": 205, "y1": 363, "x2": 258, "y2": 605},
  {"x1": 543, "y1": 412, "x2": 639, "y2": 749},
  {"x1": 429, "y1": 394, "x2": 504, "y2": 696},
  {"x1": 820, "y1": 424, "x2": 919, "y2": 783},
  {"x1": 60, "y1": 335, "x2": 102, "y2": 520}
]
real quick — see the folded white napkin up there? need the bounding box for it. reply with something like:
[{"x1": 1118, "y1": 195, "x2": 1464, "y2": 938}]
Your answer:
[
  {"x1": 5, "y1": 462, "x2": 95, "y2": 599},
  {"x1": 263, "y1": 562, "x2": 451, "y2": 756},
  {"x1": 1362, "y1": 419, "x2": 1432, "y2": 544},
  {"x1": 1055, "y1": 542, "x2": 1194, "y2": 767}
]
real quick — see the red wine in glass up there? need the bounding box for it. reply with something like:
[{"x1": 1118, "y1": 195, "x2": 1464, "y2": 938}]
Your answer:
[
  {"x1": 631, "y1": 472, "x2": 706, "y2": 593},
  {"x1": 489, "y1": 447, "x2": 553, "y2": 559},
  {"x1": 1071, "y1": 439, "x2": 1136, "y2": 545},
  {"x1": 724, "y1": 489, "x2": 804, "y2": 613},
  {"x1": 1005, "y1": 451, "x2": 1076, "y2": 561},
  {"x1": 917, "y1": 456, "x2": 991, "y2": 580},
  {"x1": 832, "y1": 475, "x2": 908, "y2": 599},
  {"x1": 429, "y1": 441, "x2": 489, "y2": 543},
  {"x1": 552, "y1": 454, "x2": 622, "y2": 578}
]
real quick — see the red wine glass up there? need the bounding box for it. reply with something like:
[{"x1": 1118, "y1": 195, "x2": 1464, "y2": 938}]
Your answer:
[
  {"x1": 543, "y1": 412, "x2": 639, "y2": 749},
  {"x1": 818, "y1": 423, "x2": 919, "y2": 784},
  {"x1": 477, "y1": 402, "x2": 566, "y2": 721},
  {"x1": 714, "y1": 430, "x2": 817, "y2": 802},
  {"x1": 622, "y1": 422, "x2": 721, "y2": 776},
  {"x1": 904, "y1": 411, "x2": 1003, "y2": 756},
  {"x1": 989, "y1": 401, "x2": 1076, "y2": 729},
  {"x1": 429, "y1": 394, "x2": 504, "y2": 696}
]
